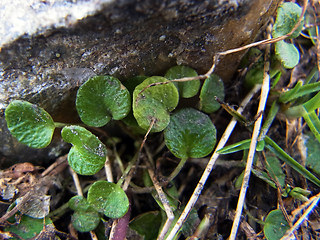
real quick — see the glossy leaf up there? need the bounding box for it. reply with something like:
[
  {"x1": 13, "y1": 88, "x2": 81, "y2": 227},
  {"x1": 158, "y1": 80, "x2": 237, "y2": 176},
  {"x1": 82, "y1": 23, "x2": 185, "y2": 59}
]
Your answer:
[
  {"x1": 164, "y1": 108, "x2": 216, "y2": 159},
  {"x1": 61, "y1": 125, "x2": 107, "y2": 175},
  {"x1": 69, "y1": 195, "x2": 92, "y2": 211},
  {"x1": 69, "y1": 196, "x2": 100, "y2": 232},
  {"x1": 217, "y1": 139, "x2": 265, "y2": 154},
  {"x1": 76, "y1": 75, "x2": 131, "y2": 127},
  {"x1": 199, "y1": 74, "x2": 225, "y2": 113},
  {"x1": 272, "y1": 2, "x2": 303, "y2": 39},
  {"x1": 5, "y1": 215, "x2": 52, "y2": 240},
  {"x1": 5, "y1": 100, "x2": 55, "y2": 148},
  {"x1": 129, "y1": 211, "x2": 162, "y2": 240},
  {"x1": 71, "y1": 210, "x2": 100, "y2": 232},
  {"x1": 275, "y1": 41, "x2": 300, "y2": 69},
  {"x1": 87, "y1": 180, "x2": 129, "y2": 219},
  {"x1": 264, "y1": 209, "x2": 290, "y2": 240},
  {"x1": 133, "y1": 76, "x2": 179, "y2": 132},
  {"x1": 165, "y1": 65, "x2": 200, "y2": 98}
]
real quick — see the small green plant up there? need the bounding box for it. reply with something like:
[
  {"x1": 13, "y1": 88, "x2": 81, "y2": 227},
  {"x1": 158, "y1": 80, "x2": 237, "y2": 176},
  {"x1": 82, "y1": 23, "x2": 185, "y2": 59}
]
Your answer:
[
  {"x1": 4, "y1": 64, "x2": 222, "y2": 238},
  {"x1": 3, "y1": 2, "x2": 319, "y2": 239}
]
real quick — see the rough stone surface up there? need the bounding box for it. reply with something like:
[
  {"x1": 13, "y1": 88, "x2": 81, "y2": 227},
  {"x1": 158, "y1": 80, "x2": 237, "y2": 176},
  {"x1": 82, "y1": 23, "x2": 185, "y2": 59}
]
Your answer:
[
  {"x1": 0, "y1": 0, "x2": 114, "y2": 46},
  {"x1": 0, "y1": 0, "x2": 281, "y2": 164}
]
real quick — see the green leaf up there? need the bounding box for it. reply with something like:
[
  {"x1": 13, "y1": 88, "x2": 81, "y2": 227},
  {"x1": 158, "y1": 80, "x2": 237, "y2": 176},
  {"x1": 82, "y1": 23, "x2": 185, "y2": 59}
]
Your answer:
[
  {"x1": 5, "y1": 100, "x2": 55, "y2": 148},
  {"x1": 61, "y1": 125, "x2": 107, "y2": 175},
  {"x1": 272, "y1": 2, "x2": 303, "y2": 39},
  {"x1": 275, "y1": 41, "x2": 300, "y2": 69},
  {"x1": 69, "y1": 196, "x2": 101, "y2": 232},
  {"x1": 71, "y1": 210, "x2": 100, "y2": 232},
  {"x1": 217, "y1": 139, "x2": 265, "y2": 154},
  {"x1": 164, "y1": 108, "x2": 216, "y2": 159},
  {"x1": 262, "y1": 155, "x2": 286, "y2": 188},
  {"x1": 133, "y1": 76, "x2": 179, "y2": 132},
  {"x1": 199, "y1": 74, "x2": 225, "y2": 113},
  {"x1": 263, "y1": 209, "x2": 290, "y2": 240},
  {"x1": 87, "y1": 180, "x2": 129, "y2": 219},
  {"x1": 69, "y1": 195, "x2": 92, "y2": 211},
  {"x1": 76, "y1": 75, "x2": 131, "y2": 127},
  {"x1": 129, "y1": 211, "x2": 162, "y2": 240},
  {"x1": 164, "y1": 65, "x2": 200, "y2": 98},
  {"x1": 305, "y1": 132, "x2": 320, "y2": 175},
  {"x1": 265, "y1": 136, "x2": 320, "y2": 187},
  {"x1": 5, "y1": 215, "x2": 52, "y2": 240}
]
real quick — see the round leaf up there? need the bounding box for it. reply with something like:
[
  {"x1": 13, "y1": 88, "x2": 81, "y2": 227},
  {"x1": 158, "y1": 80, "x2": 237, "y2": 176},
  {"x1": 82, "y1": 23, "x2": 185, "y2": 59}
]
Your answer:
[
  {"x1": 263, "y1": 209, "x2": 290, "y2": 240},
  {"x1": 164, "y1": 108, "x2": 216, "y2": 159},
  {"x1": 61, "y1": 125, "x2": 107, "y2": 175},
  {"x1": 272, "y1": 2, "x2": 303, "y2": 39},
  {"x1": 69, "y1": 195, "x2": 92, "y2": 212},
  {"x1": 275, "y1": 41, "x2": 300, "y2": 69},
  {"x1": 76, "y1": 75, "x2": 131, "y2": 127},
  {"x1": 5, "y1": 100, "x2": 55, "y2": 148},
  {"x1": 199, "y1": 74, "x2": 225, "y2": 113},
  {"x1": 5, "y1": 215, "x2": 52, "y2": 240},
  {"x1": 133, "y1": 76, "x2": 179, "y2": 132},
  {"x1": 71, "y1": 210, "x2": 100, "y2": 232},
  {"x1": 129, "y1": 211, "x2": 162, "y2": 240},
  {"x1": 69, "y1": 196, "x2": 100, "y2": 232},
  {"x1": 165, "y1": 65, "x2": 200, "y2": 98},
  {"x1": 87, "y1": 180, "x2": 129, "y2": 219}
]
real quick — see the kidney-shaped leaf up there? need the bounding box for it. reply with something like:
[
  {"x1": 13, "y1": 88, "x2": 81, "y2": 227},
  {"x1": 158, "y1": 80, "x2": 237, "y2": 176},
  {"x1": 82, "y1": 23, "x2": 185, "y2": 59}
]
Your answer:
[
  {"x1": 71, "y1": 210, "x2": 100, "y2": 232},
  {"x1": 5, "y1": 100, "x2": 55, "y2": 148},
  {"x1": 165, "y1": 65, "x2": 200, "y2": 98},
  {"x1": 5, "y1": 215, "x2": 52, "y2": 240},
  {"x1": 69, "y1": 196, "x2": 100, "y2": 232},
  {"x1": 87, "y1": 180, "x2": 129, "y2": 219},
  {"x1": 76, "y1": 75, "x2": 131, "y2": 127},
  {"x1": 164, "y1": 108, "x2": 216, "y2": 159},
  {"x1": 263, "y1": 209, "x2": 290, "y2": 240},
  {"x1": 272, "y1": 2, "x2": 303, "y2": 39},
  {"x1": 61, "y1": 125, "x2": 107, "y2": 175},
  {"x1": 199, "y1": 74, "x2": 225, "y2": 113},
  {"x1": 129, "y1": 211, "x2": 162, "y2": 240},
  {"x1": 275, "y1": 41, "x2": 300, "y2": 69},
  {"x1": 133, "y1": 76, "x2": 179, "y2": 132}
]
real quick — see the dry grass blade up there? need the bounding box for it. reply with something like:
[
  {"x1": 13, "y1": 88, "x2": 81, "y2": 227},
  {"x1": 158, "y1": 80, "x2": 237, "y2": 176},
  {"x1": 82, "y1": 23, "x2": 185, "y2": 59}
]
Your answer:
[
  {"x1": 280, "y1": 192, "x2": 320, "y2": 240},
  {"x1": 69, "y1": 167, "x2": 83, "y2": 197},
  {"x1": 148, "y1": 167, "x2": 174, "y2": 240},
  {"x1": 228, "y1": 23, "x2": 272, "y2": 240}
]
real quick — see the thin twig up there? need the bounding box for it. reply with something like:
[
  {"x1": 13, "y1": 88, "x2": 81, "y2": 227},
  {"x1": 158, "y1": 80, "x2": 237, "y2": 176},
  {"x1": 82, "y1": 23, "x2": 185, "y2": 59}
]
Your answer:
[
  {"x1": 90, "y1": 230, "x2": 98, "y2": 240},
  {"x1": 105, "y1": 155, "x2": 114, "y2": 183},
  {"x1": 41, "y1": 154, "x2": 68, "y2": 177},
  {"x1": 280, "y1": 192, "x2": 320, "y2": 240},
  {"x1": 148, "y1": 167, "x2": 174, "y2": 240},
  {"x1": 165, "y1": 84, "x2": 262, "y2": 239},
  {"x1": 228, "y1": 23, "x2": 272, "y2": 240},
  {"x1": 69, "y1": 167, "x2": 83, "y2": 197}
]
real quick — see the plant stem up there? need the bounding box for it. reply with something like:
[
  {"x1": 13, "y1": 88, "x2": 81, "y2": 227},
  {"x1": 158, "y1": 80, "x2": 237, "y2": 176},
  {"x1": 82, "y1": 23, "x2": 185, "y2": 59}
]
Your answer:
[
  {"x1": 69, "y1": 167, "x2": 83, "y2": 196},
  {"x1": 54, "y1": 122, "x2": 67, "y2": 128},
  {"x1": 167, "y1": 158, "x2": 188, "y2": 182}
]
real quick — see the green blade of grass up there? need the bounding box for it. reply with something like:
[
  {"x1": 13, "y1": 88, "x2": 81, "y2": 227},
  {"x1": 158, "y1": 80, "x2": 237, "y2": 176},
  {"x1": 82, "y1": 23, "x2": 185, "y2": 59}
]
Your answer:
[
  {"x1": 302, "y1": 111, "x2": 320, "y2": 143},
  {"x1": 265, "y1": 136, "x2": 320, "y2": 187}
]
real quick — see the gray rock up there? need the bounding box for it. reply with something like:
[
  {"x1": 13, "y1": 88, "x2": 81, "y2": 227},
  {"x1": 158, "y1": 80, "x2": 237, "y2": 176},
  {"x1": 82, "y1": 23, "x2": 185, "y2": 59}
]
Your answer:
[{"x1": 0, "y1": 0, "x2": 281, "y2": 164}]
